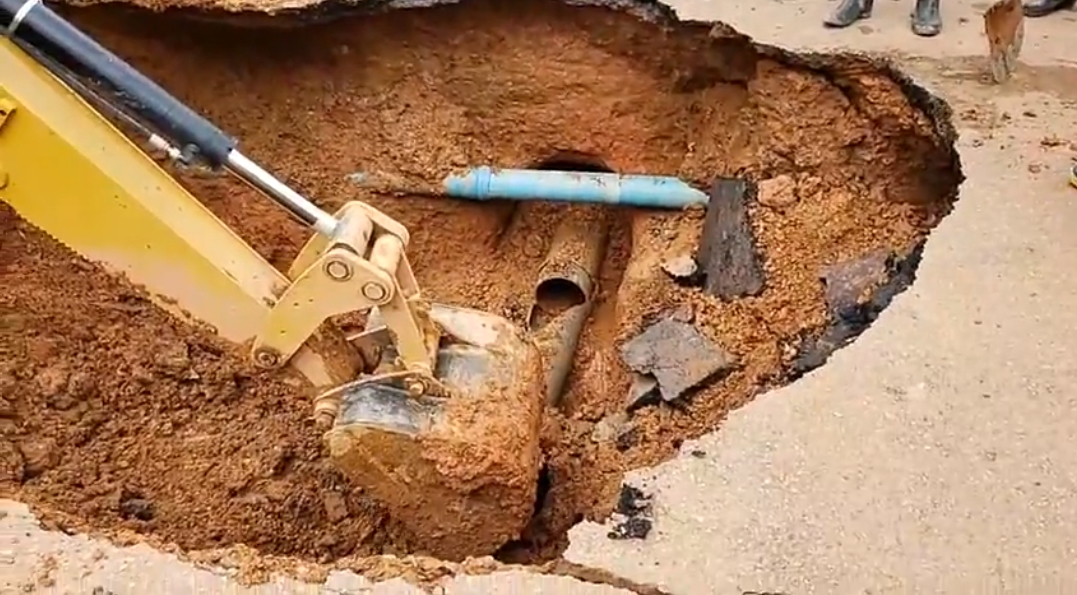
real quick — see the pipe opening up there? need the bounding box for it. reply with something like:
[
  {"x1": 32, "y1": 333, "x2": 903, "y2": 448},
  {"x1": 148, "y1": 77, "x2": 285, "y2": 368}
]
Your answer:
[
  {"x1": 531, "y1": 150, "x2": 613, "y2": 173},
  {"x1": 532, "y1": 278, "x2": 586, "y2": 327}
]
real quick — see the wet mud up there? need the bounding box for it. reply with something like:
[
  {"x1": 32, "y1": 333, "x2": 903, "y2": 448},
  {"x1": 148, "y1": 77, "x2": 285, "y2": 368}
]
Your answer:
[{"x1": 0, "y1": 0, "x2": 962, "y2": 582}]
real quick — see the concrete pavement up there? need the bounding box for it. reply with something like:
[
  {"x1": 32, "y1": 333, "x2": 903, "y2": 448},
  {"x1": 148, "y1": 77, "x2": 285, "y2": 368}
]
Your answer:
[{"x1": 5, "y1": 0, "x2": 1077, "y2": 593}]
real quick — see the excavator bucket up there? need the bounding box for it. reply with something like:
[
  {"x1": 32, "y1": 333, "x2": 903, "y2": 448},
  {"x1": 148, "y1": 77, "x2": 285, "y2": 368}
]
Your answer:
[{"x1": 324, "y1": 304, "x2": 545, "y2": 559}]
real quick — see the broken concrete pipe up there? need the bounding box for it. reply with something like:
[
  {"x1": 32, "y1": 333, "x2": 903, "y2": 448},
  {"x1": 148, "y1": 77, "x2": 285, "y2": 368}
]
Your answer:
[
  {"x1": 528, "y1": 209, "x2": 609, "y2": 405},
  {"x1": 349, "y1": 167, "x2": 709, "y2": 208}
]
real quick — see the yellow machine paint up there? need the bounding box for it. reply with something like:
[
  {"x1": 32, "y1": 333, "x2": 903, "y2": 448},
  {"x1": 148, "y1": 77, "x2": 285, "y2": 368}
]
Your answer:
[{"x1": 0, "y1": 36, "x2": 359, "y2": 389}]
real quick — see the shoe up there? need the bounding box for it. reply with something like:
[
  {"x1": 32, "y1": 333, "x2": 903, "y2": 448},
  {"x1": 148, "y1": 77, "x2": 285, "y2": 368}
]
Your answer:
[
  {"x1": 911, "y1": 0, "x2": 942, "y2": 36},
  {"x1": 824, "y1": 0, "x2": 875, "y2": 27},
  {"x1": 1023, "y1": 0, "x2": 1075, "y2": 17}
]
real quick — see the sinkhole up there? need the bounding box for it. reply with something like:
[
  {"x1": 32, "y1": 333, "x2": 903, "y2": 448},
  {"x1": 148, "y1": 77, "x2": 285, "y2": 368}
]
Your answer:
[{"x1": 0, "y1": 0, "x2": 962, "y2": 585}]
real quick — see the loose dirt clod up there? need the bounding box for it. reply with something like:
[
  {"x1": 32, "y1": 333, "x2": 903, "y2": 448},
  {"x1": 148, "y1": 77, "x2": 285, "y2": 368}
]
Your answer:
[{"x1": 0, "y1": 0, "x2": 962, "y2": 583}]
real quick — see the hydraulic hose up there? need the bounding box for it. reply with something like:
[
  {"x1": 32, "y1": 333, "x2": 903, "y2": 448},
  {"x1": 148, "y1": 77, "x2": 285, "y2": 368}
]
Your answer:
[
  {"x1": 0, "y1": 0, "x2": 236, "y2": 165},
  {"x1": 0, "y1": 0, "x2": 340, "y2": 236}
]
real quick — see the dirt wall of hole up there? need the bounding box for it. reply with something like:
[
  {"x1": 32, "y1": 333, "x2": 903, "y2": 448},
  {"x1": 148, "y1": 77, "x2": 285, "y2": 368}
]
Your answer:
[{"x1": 1, "y1": 0, "x2": 961, "y2": 574}]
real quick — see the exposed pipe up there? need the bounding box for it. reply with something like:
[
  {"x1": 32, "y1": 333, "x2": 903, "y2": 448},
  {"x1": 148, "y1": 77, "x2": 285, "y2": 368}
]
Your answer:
[
  {"x1": 527, "y1": 209, "x2": 610, "y2": 406},
  {"x1": 350, "y1": 166, "x2": 709, "y2": 209}
]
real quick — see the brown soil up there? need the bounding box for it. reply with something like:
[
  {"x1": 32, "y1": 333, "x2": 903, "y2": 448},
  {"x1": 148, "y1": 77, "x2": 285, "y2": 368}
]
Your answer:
[{"x1": 0, "y1": 0, "x2": 961, "y2": 581}]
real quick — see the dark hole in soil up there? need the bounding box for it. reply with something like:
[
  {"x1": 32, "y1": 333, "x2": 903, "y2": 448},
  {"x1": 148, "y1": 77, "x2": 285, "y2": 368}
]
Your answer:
[
  {"x1": 495, "y1": 464, "x2": 554, "y2": 563},
  {"x1": 1, "y1": 0, "x2": 962, "y2": 582},
  {"x1": 532, "y1": 151, "x2": 615, "y2": 173}
]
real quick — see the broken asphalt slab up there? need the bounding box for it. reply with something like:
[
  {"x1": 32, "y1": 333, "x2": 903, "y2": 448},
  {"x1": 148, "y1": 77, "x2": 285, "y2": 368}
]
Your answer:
[
  {"x1": 790, "y1": 242, "x2": 924, "y2": 379},
  {"x1": 621, "y1": 313, "x2": 735, "y2": 406},
  {"x1": 694, "y1": 178, "x2": 766, "y2": 300}
]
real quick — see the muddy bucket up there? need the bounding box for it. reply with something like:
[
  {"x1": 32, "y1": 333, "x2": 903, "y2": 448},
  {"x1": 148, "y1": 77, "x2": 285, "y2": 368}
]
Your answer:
[{"x1": 322, "y1": 303, "x2": 545, "y2": 560}]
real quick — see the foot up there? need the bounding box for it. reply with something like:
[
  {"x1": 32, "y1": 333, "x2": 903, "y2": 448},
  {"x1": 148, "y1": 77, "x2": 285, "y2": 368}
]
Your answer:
[
  {"x1": 911, "y1": 0, "x2": 942, "y2": 36},
  {"x1": 1023, "y1": 0, "x2": 1075, "y2": 17},
  {"x1": 824, "y1": 0, "x2": 874, "y2": 27}
]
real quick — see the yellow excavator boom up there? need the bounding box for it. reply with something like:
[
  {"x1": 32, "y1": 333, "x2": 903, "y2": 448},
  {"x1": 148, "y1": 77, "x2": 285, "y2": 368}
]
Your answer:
[{"x1": 0, "y1": 35, "x2": 360, "y2": 389}]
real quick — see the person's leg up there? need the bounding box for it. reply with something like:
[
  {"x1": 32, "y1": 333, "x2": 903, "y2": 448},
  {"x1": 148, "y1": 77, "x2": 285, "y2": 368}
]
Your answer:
[
  {"x1": 911, "y1": 0, "x2": 942, "y2": 36},
  {"x1": 823, "y1": 0, "x2": 874, "y2": 28},
  {"x1": 1022, "y1": 0, "x2": 1075, "y2": 18}
]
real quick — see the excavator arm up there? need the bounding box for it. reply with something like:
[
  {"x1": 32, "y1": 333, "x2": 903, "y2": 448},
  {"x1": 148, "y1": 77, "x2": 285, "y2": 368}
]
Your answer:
[
  {"x1": 0, "y1": 0, "x2": 545, "y2": 560},
  {"x1": 0, "y1": 0, "x2": 438, "y2": 392},
  {"x1": 0, "y1": 31, "x2": 365, "y2": 389}
]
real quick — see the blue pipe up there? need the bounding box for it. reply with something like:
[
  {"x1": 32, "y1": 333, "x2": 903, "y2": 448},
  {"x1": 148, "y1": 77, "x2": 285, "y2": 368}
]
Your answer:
[{"x1": 441, "y1": 167, "x2": 708, "y2": 208}]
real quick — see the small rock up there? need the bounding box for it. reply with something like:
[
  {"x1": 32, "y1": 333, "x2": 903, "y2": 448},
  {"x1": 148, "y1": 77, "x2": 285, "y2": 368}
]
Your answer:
[
  {"x1": 660, "y1": 254, "x2": 698, "y2": 280},
  {"x1": 668, "y1": 304, "x2": 694, "y2": 323},
  {"x1": 321, "y1": 491, "x2": 349, "y2": 522},
  {"x1": 119, "y1": 497, "x2": 155, "y2": 521},
  {"x1": 607, "y1": 516, "x2": 652, "y2": 540},
  {"x1": 48, "y1": 393, "x2": 76, "y2": 412},
  {"x1": 264, "y1": 480, "x2": 291, "y2": 502},
  {"x1": 621, "y1": 316, "x2": 735, "y2": 402},
  {"x1": 266, "y1": 446, "x2": 292, "y2": 477},
  {"x1": 0, "y1": 397, "x2": 13, "y2": 418},
  {"x1": 624, "y1": 373, "x2": 659, "y2": 411},
  {"x1": 66, "y1": 372, "x2": 97, "y2": 400},
  {"x1": 34, "y1": 366, "x2": 68, "y2": 399},
  {"x1": 0, "y1": 373, "x2": 16, "y2": 401},
  {"x1": 17, "y1": 438, "x2": 58, "y2": 478},
  {"x1": 615, "y1": 427, "x2": 640, "y2": 451},
  {"x1": 1041, "y1": 135, "x2": 1064, "y2": 148},
  {"x1": 591, "y1": 412, "x2": 631, "y2": 443},
  {"x1": 616, "y1": 485, "x2": 652, "y2": 517},
  {"x1": 607, "y1": 485, "x2": 653, "y2": 541},
  {"x1": 0, "y1": 440, "x2": 25, "y2": 483},
  {"x1": 0, "y1": 313, "x2": 27, "y2": 333},
  {"x1": 821, "y1": 251, "x2": 891, "y2": 315},
  {"x1": 0, "y1": 550, "x2": 14, "y2": 564},
  {"x1": 130, "y1": 365, "x2": 155, "y2": 385},
  {"x1": 155, "y1": 342, "x2": 191, "y2": 374},
  {"x1": 757, "y1": 174, "x2": 798, "y2": 209}
]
